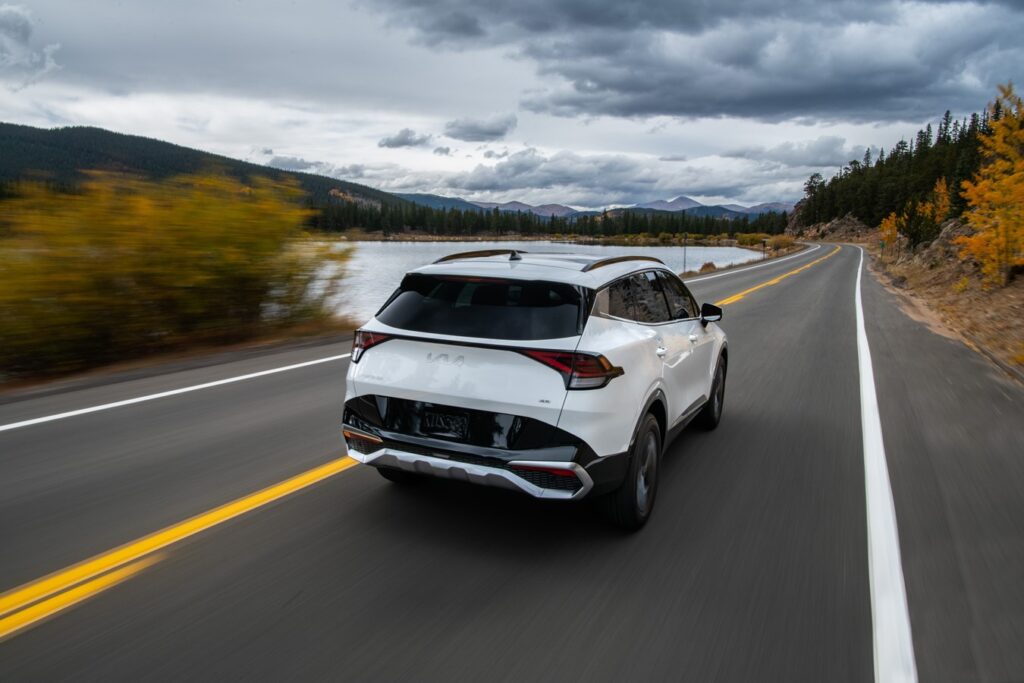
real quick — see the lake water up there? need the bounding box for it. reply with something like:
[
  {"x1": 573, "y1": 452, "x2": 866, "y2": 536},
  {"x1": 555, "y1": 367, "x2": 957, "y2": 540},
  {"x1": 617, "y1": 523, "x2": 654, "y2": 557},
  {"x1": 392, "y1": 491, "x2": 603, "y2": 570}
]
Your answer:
[{"x1": 335, "y1": 240, "x2": 759, "y2": 324}]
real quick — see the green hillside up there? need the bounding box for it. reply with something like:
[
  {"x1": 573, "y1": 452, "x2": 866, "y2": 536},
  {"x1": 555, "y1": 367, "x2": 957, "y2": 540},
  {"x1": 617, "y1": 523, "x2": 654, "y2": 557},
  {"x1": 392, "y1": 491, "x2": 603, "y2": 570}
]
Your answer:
[
  {"x1": 395, "y1": 193, "x2": 483, "y2": 212},
  {"x1": 0, "y1": 122, "x2": 404, "y2": 207}
]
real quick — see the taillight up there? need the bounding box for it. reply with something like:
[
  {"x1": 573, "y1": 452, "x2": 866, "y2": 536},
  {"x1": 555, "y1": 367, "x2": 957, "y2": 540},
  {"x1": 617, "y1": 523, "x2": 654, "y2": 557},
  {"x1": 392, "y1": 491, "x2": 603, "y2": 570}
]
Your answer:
[
  {"x1": 519, "y1": 350, "x2": 624, "y2": 389},
  {"x1": 352, "y1": 330, "x2": 391, "y2": 363},
  {"x1": 509, "y1": 463, "x2": 579, "y2": 478}
]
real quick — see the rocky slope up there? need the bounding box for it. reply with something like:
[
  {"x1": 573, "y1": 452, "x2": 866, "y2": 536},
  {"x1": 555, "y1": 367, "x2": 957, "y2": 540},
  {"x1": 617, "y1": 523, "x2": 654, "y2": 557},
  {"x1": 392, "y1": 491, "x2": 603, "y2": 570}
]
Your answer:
[{"x1": 872, "y1": 220, "x2": 1023, "y2": 375}]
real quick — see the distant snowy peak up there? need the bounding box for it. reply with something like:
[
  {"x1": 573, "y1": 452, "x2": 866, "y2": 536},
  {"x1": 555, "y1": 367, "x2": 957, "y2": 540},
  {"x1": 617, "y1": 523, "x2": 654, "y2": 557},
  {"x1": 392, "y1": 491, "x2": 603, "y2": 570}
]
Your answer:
[
  {"x1": 472, "y1": 201, "x2": 576, "y2": 217},
  {"x1": 630, "y1": 197, "x2": 794, "y2": 214},
  {"x1": 632, "y1": 195, "x2": 702, "y2": 211}
]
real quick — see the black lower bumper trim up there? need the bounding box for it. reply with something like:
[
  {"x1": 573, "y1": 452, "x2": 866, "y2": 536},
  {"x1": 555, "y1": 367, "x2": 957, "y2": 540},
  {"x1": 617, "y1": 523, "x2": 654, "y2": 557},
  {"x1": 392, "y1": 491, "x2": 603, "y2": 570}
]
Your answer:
[{"x1": 344, "y1": 395, "x2": 630, "y2": 497}]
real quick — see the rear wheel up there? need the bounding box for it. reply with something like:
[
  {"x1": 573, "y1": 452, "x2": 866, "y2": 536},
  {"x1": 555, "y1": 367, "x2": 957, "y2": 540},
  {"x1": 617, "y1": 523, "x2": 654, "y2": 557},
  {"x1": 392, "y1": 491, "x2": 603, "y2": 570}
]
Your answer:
[
  {"x1": 376, "y1": 466, "x2": 419, "y2": 485},
  {"x1": 600, "y1": 413, "x2": 661, "y2": 530},
  {"x1": 696, "y1": 356, "x2": 726, "y2": 431}
]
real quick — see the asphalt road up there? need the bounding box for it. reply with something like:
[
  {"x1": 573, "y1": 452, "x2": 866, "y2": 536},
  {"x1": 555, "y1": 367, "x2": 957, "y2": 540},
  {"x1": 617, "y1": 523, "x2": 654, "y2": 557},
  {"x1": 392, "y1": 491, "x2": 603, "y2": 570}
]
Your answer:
[{"x1": 1, "y1": 244, "x2": 1021, "y2": 682}]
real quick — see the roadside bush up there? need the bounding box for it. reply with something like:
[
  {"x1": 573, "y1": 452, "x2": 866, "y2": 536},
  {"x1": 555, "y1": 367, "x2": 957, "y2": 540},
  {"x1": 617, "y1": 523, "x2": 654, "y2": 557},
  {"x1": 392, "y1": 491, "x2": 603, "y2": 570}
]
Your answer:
[
  {"x1": 699, "y1": 262, "x2": 717, "y2": 273},
  {"x1": 735, "y1": 232, "x2": 771, "y2": 246},
  {"x1": 0, "y1": 172, "x2": 351, "y2": 378},
  {"x1": 658, "y1": 232, "x2": 674, "y2": 244},
  {"x1": 769, "y1": 235, "x2": 795, "y2": 250}
]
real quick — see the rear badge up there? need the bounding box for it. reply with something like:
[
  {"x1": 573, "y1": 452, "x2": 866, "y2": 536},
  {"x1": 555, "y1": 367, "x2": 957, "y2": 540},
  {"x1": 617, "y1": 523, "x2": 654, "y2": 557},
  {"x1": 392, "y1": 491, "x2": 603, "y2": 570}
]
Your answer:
[{"x1": 425, "y1": 352, "x2": 464, "y2": 367}]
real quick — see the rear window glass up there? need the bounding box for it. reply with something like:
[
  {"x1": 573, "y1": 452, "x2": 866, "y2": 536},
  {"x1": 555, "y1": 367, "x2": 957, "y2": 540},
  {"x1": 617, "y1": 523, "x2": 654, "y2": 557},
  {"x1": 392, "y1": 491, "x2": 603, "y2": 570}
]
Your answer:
[{"x1": 377, "y1": 274, "x2": 583, "y2": 340}]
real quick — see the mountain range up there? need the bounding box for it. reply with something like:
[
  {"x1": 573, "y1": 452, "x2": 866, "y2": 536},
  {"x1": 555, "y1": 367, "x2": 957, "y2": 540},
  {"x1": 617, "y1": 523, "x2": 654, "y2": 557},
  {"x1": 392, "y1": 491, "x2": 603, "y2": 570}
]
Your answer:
[{"x1": 398, "y1": 193, "x2": 794, "y2": 219}]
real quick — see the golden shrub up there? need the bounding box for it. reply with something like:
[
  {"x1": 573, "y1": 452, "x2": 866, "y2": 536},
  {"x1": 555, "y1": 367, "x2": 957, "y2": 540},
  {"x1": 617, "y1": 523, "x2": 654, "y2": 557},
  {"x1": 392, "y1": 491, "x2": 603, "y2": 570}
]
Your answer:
[
  {"x1": 958, "y1": 83, "x2": 1024, "y2": 285},
  {"x1": 0, "y1": 172, "x2": 351, "y2": 377}
]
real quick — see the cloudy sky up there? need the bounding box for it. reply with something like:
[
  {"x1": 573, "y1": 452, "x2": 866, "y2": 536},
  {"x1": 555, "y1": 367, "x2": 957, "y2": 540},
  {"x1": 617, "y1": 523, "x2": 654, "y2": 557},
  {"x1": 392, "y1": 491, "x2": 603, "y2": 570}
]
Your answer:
[{"x1": 1, "y1": 0, "x2": 1020, "y2": 208}]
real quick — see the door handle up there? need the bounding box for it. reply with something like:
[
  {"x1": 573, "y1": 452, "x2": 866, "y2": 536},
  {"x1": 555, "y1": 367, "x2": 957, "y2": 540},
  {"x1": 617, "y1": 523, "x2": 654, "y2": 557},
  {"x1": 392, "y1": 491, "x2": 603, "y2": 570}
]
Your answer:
[
  {"x1": 688, "y1": 334, "x2": 699, "y2": 343},
  {"x1": 656, "y1": 347, "x2": 667, "y2": 357}
]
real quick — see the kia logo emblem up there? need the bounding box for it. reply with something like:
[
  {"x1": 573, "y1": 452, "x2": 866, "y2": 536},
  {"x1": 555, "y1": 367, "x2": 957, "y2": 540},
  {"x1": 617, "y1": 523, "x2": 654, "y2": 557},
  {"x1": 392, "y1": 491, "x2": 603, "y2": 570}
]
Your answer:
[{"x1": 426, "y1": 352, "x2": 464, "y2": 367}]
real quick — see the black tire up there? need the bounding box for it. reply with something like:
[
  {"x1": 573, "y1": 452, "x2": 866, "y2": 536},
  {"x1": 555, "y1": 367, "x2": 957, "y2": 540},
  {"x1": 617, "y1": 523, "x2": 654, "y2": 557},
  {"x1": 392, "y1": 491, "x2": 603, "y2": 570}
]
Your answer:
[
  {"x1": 376, "y1": 466, "x2": 419, "y2": 485},
  {"x1": 600, "y1": 413, "x2": 661, "y2": 530},
  {"x1": 695, "y1": 355, "x2": 726, "y2": 431}
]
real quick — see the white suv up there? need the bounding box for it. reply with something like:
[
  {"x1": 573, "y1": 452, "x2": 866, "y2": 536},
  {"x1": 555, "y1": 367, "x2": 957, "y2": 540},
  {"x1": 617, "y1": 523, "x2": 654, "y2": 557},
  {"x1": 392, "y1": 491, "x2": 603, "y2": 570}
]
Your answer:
[{"x1": 342, "y1": 250, "x2": 727, "y2": 529}]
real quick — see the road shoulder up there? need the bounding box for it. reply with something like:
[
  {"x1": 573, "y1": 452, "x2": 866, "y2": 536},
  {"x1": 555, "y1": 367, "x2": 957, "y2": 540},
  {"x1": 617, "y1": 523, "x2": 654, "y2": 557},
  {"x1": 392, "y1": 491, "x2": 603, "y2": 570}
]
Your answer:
[{"x1": 862, "y1": 258, "x2": 1024, "y2": 682}]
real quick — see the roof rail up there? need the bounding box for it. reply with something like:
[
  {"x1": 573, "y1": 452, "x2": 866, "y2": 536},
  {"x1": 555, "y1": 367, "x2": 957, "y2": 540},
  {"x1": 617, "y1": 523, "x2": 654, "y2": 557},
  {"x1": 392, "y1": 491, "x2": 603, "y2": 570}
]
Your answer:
[
  {"x1": 433, "y1": 249, "x2": 528, "y2": 264},
  {"x1": 580, "y1": 255, "x2": 664, "y2": 272}
]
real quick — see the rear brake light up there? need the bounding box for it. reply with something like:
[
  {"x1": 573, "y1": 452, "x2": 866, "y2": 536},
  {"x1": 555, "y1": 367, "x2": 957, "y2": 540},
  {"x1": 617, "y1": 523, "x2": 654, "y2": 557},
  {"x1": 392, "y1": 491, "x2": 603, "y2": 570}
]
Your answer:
[
  {"x1": 352, "y1": 330, "x2": 391, "y2": 362},
  {"x1": 519, "y1": 350, "x2": 623, "y2": 390},
  {"x1": 509, "y1": 463, "x2": 579, "y2": 478}
]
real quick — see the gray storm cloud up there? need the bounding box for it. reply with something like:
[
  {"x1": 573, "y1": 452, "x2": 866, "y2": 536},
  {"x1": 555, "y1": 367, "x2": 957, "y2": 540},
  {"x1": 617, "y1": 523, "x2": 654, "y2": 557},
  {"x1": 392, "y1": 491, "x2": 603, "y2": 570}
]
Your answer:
[
  {"x1": 444, "y1": 114, "x2": 517, "y2": 141},
  {"x1": 371, "y1": 0, "x2": 1023, "y2": 122},
  {"x1": 0, "y1": 4, "x2": 60, "y2": 90},
  {"x1": 378, "y1": 128, "x2": 432, "y2": 148},
  {"x1": 724, "y1": 136, "x2": 870, "y2": 168},
  {"x1": 5, "y1": 0, "x2": 1019, "y2": 207},
  {"x1": 436, "y1": 148, "x2": 789, "y2": 207}
]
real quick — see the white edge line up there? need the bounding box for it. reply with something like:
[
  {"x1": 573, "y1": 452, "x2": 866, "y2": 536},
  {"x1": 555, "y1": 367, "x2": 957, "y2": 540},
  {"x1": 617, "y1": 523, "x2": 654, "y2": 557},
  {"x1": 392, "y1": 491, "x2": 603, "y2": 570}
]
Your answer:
[
  {"x1": 0, "y1": 353, "x2": 352, "y2": 433},
  {"x1": 683, "y1": 242, "x2": 822, "y2": 283},
  {"x1": 855, "y1": 246, "x2": 918, "y2": 683}
]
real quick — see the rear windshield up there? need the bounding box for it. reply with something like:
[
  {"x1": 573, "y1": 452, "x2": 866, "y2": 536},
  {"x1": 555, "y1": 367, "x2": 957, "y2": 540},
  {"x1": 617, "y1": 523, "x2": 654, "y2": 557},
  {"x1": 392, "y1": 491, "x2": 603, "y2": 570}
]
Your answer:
[{"x1": 376, "y1": 274, "x2": 583, "y2": 340}]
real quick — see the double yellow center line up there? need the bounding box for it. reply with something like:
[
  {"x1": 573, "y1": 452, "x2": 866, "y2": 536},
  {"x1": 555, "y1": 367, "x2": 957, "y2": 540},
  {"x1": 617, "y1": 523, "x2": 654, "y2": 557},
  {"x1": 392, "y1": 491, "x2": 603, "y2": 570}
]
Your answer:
[
  {"x1": 0, "y1": 244, "x2": 841, "y2": 641},
  {"x1": 0, "y1": 457, "x2": 358, "y2": 641},
  {"x1": 715, "y1": 245, "x2": 841, "y2": 306}
]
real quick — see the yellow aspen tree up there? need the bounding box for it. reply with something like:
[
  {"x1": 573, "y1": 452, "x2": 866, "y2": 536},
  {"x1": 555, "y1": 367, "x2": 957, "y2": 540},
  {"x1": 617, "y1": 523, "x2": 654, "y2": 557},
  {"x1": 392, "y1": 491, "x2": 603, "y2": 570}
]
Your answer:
[
  {"x1": 928, "y1": 177, "x2": 951, "y2": 224},
  {"x1": 880, "y1": 211, "x2": 900, "y2": 255},
  {"x1": 958, "y1": 83, "x2": 1024, "y2": 285}
]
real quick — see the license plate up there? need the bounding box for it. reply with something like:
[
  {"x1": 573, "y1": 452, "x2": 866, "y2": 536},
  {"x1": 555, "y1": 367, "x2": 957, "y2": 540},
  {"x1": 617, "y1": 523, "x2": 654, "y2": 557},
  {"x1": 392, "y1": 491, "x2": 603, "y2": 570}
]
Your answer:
[{"x1": 422, "y1": 410, "x2": 469, "y2": 440}]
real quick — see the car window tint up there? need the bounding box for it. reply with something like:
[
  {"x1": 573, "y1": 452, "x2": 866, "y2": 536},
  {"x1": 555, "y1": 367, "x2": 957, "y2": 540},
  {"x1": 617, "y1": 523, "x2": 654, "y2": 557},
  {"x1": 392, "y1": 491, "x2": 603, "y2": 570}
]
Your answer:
[
  {"x1": 377, "y1": 274, "x2": 582, "y2": 339},
  {"x1": 595, "y1": 278, "x2": 635, "y2": 319},
  {"x1": 658, "y1": 271, "x2": 697, "y2": 319},
  {"x1": 631, "y1": 272, "x2": 671, "y2": 323}
]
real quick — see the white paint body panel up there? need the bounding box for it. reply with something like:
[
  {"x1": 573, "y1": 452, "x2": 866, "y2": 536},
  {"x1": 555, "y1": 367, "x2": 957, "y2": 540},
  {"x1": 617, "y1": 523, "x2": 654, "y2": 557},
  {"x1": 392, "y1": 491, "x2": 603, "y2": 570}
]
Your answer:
[
  {"x1": 349, "y1": 335, "x2": 572, "y2": 426},
  {"x1": 344, "y1": 254, "x2": 727, "y2": 467},
  {"x1": 557, "y1": 315, "x2": 662, "y2": 456}
]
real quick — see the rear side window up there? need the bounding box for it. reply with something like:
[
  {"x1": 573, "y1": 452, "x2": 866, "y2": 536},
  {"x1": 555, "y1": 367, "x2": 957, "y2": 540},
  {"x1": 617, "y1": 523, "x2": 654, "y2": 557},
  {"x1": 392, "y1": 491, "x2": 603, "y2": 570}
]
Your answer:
[
  {"x1": 658, "y1": 271, "x2": 698, "y2": 319},
  {"x1": 594, "y1": 271, "x2": 672, "y2": 324},
  {"x1": 631, "y1": 272, "x2": 671, "y2": 324},
  {"x1": 594, "y1": 278, "x2": 635, "y2": 319},
  {"x1": 377, "y1": 274, "x2": 583, "y2": 340}
]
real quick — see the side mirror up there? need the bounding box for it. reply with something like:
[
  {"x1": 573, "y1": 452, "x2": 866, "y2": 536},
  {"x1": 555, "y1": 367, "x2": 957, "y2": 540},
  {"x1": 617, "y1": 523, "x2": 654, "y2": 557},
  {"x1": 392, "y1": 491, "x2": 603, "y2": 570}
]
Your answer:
[{"x1": 700, "y1": 302, "x2": 722, "y2": 326}]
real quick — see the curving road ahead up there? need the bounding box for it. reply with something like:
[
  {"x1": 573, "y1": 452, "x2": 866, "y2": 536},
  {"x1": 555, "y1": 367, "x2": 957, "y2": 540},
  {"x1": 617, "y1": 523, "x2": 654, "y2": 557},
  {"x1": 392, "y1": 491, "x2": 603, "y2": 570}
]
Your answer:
[{"x1": 1, "y1": 245, "x2": 1022, "y2": 682}]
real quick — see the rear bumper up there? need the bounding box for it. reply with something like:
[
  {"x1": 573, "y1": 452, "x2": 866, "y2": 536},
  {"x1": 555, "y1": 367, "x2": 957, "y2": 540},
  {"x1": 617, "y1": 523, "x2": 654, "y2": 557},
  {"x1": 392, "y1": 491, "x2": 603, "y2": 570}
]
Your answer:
[
  {"x1": 347, "y1": 440, "x2": 595, "y2": 500},
  {"x1": 342, "y1": 394, "x2": 629, "y2": 499},
  {"x1": 344, "y1": 421, "x2": 626, "y2": 501}
]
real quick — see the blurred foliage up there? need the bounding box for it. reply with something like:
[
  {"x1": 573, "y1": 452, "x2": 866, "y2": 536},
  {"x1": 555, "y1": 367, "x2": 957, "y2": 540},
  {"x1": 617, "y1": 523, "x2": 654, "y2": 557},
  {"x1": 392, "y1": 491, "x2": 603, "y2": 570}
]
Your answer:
[
  {"x1": 769, "y1": 235, "x2": 795, "y2": 250},
  {"x1": 735, "y1": 233, "x2": 771, "y2": 246},
  {"x1": 0, "y1": 172, "x2": 351, "y2": 378},
  {"x1": 958, "y1": 83, "x2": 1024, "y2": 286}
]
